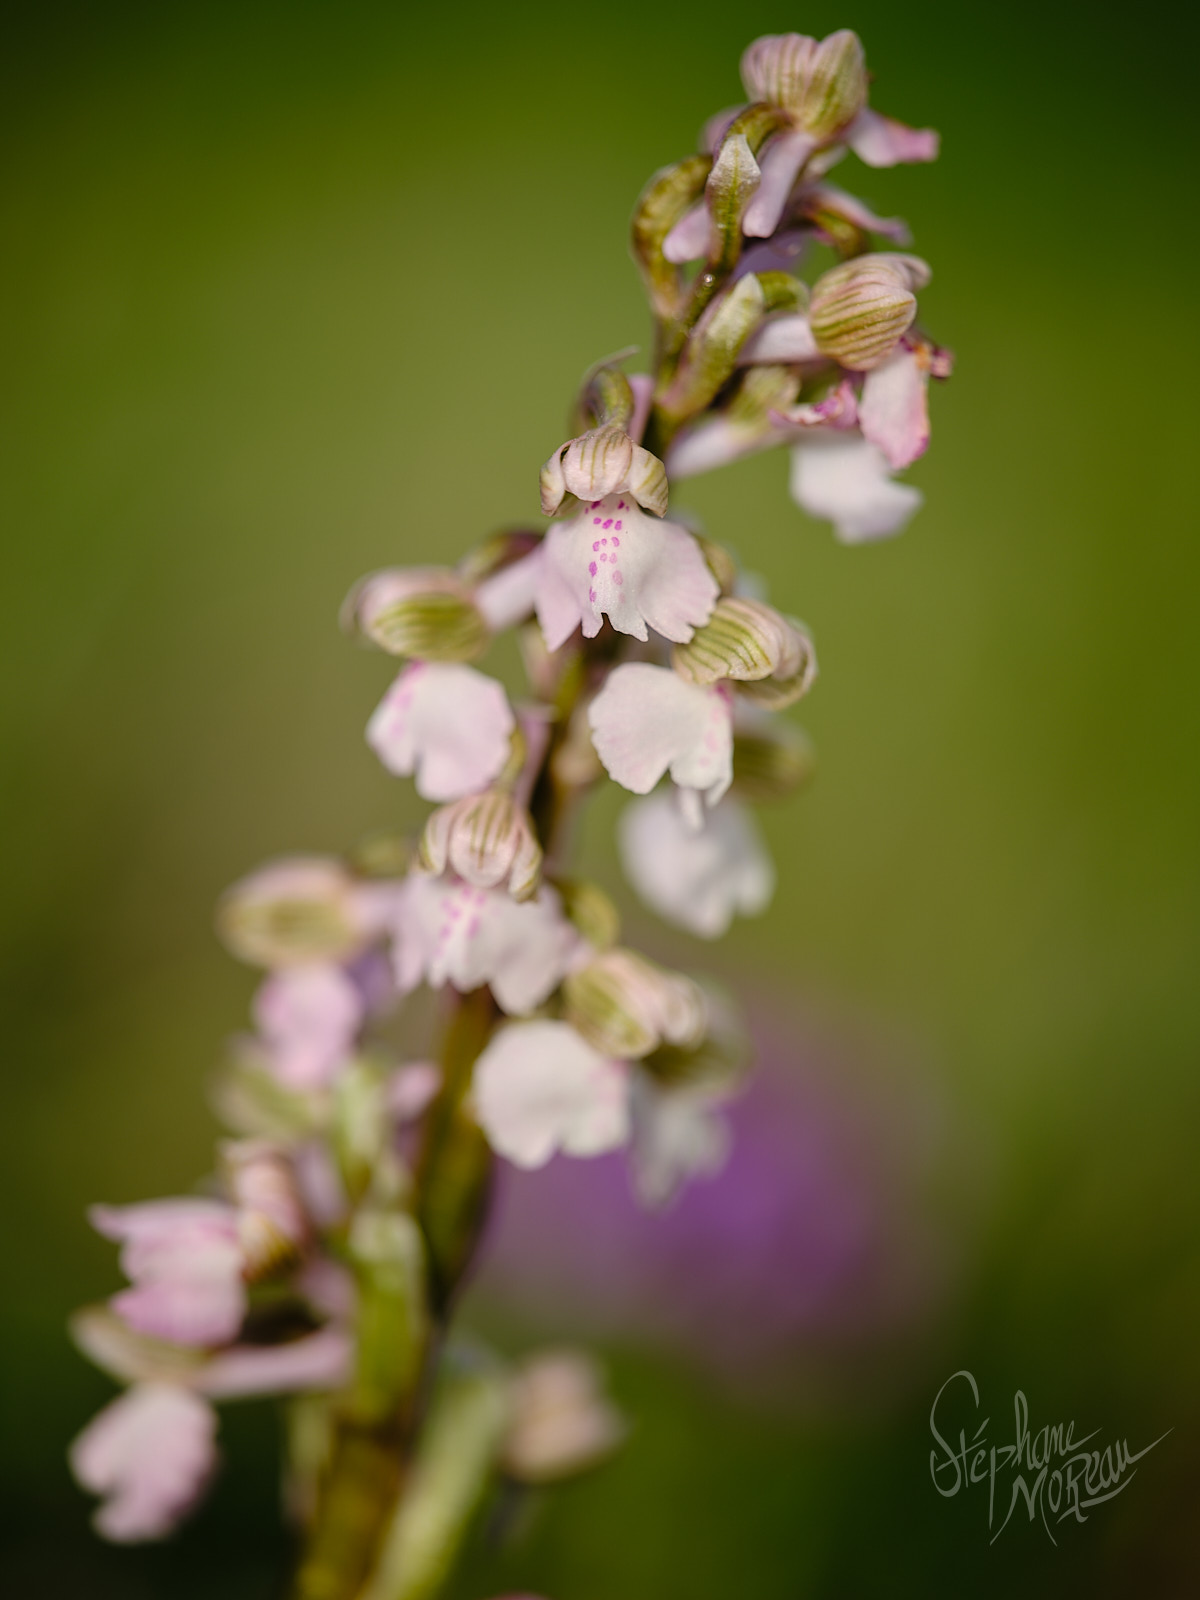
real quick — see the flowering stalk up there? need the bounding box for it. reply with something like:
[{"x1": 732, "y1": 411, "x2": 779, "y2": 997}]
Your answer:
[{"x1": 70, "y1": 26, "x2": 950, "y2": 1598}]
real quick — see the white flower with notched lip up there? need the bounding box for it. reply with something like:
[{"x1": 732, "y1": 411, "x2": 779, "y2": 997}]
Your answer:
[
  {"x1": 389, "y1": 875, "x2": 583, "y2": 1016},
  {"x1": 587, "y1": 662, "x2": 734, "y2": 828},
  {"x1": 535, "y1": 425, "x2": 718, "y2": 649}
]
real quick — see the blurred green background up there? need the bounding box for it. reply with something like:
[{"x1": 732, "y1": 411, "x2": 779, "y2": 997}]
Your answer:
[{"x1": 3, "y1": 0, "x2": 1199, "y2": 1593}]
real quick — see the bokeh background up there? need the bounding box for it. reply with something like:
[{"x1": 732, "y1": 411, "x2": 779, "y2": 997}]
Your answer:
[{"x1": 3, "y1": 0, "x2": 1199, "y2": 1594}]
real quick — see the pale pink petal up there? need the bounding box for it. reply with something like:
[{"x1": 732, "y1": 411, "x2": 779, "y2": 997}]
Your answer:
[
  {"x1": 366, "y1": 661, "x2": 515, "y2": 802},
  {"x1": 808, "y1": 182, "x2": 910, "y2": 243},
  {"x1": 474, "y1": 548, "x2": 543, "y2": 630},
  {"x1": 743, "y1": 129, "x2": 817, "y2": 237},
  {"x1": 473, "y1": 1020, "x2": 630, "y2": 1170},
  {"x1": 539, "y1": 498, "x2": 717, "y2": 648},
  {"x1": 91, "y1": 1200, "x2": 245, "y2": 1348},
  {"x1": 846, "y1": 108, "x2": 939, "y2": 167},
  {"x1": 197, "y1": 1326, "x2": 352, "y2": 1400},
  {"x1": 253, "y1": 963, "x2": 363, "y2": 1090},
  {"x1": 627, "y1": 373, "x2": 654, "y2": 445},
  {"x1": 666, "y1": 417, "x2": 778, "y2": 480},
  {"x1": 858, "y1": 345, "x2": 931, "y2": 470},
  {"x1": 387, "y1": 1061, "x2": 442, "y2": 1122},
  {"x1": 588, "y1": 664, "x2": 733, "y2": 812},
  {"x1": 701, "y1": 104, "x2": 747, "y2": 153},
  {"x1": 618, "y1": 792, "x2": 774, "y2": 938},
  {"x1": 390, "y1": 877, "x2": 582, "y2": 1016},
  {"x1": 738, "y1": 314, "x2": 820, "y2": 365},
  {"x1": 662, "y1": 200, "x2": 712, "y2": 264},
  {"x1": 70, "y1": 1384, "x2": 217, "y2": 1542},
  {"x1": 790, "y1": 432, "x2": 922, "y2": 542}
]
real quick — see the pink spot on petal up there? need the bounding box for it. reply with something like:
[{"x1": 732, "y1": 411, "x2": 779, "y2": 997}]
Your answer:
[
  {"x1": 589, "y1": 561, "x2": 597, "y2": 575},
  {"x1": 589, "y1": 589, "x2": 597, "y2": 603},
  {"x1": 613, "y1": 570, "x2": 623, "y2": 586},
  {"x1": 593, "y1": 517, "x2": 602, "y2": 525},
  {"x1": 599, "y1": 553, "x2": 607, "y2": 562},
  {"x1": 613, "y1": 525, "x2": 621, "y2": 535},
  {"x1": 593, "y1": 541, "x2": 600, "y2": 551},
  {"x1": 603, "y1": 519, "x2": 613, "y2": 529},
  {"x1": 618, "y1": 500, "x2": 626, "y2": 510}
]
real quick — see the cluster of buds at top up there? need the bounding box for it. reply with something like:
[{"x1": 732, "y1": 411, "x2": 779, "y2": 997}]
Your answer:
[{"x1": 70, "y1": 22, "x2": 950, "y2": 1585}]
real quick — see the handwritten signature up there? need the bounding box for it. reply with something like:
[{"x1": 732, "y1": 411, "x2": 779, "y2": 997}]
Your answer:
[{"x1": 929, "y1": 1370, "x2": 1170, "y2": 1543}]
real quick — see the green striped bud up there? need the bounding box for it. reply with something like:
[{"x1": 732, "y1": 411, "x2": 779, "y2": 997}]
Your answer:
[
  {"x1": 740, "y1": 30, "x2": 867, "y2": 140},
  {"x1": 671, "y1": 597, "x2": 816, "y2": 708},
  {"x1": 731, "y1": 724, "x2": 817, "y2": 801},
  {"x1": 809, "y1": 253, "x2": 930, "y2": 371},
  {"x1": 631, "y1": 154, "x2": 712, "y2": 317},
  {"x1": 347, "y1": 568, "x2": 489, "y2": 661},
  {"x1": 419, "y1": 790, "x2": 542, "y2": 901},
  {"x1": 216, "y1": 855, "x2": 368, "y2": 968},
  {"x1": 564, "y1": 948, "x2": 707, "y2": 1061},
  {"x1": 656, "y1": 273, "x2": 766, "y2": 424}
]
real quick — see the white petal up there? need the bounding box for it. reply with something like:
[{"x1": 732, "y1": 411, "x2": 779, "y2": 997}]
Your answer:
[
  {"x1": 473, "y1": 1020, "x2": 630, "y2": 1169},
  {"x1": 845, "y1": 108, "x2": 940, "y2": 167},
  {"x1": 666, "y1": 417, "x2": 777, "y2": 480},
  {"x1": 743, "y1": 129, "x2": 816, "y2": 237},
  {"x1": 618, "y1": 792, "x2": 774, "y2": 938},
  {"x1": 70, "y1": 1384, "x2": 217, "y2": 1543},
  {"x1": 366, "y1": 661, "x2": 515, "y2": 802},
  {"x1": 662, "y1": 200, "x2": 712, "y2": 263},
  {"x1": 858, "y1": 346, "x2": 930, "y2": 469},
  {"x1": 390, "y1": 877, "x2": 581, "y2": 1015},
  {"x1": 789, "y1": 432, "x2": 922, "y2": 542},
  {"x1": 538, "y1": 496, "x2": 717, "y2": 648},
  {"x1": 473, "y1": 547, "x2": 542, "y2": 630},
  {"x1": 630, "y1": 1075, "x2": 731, "y2": 1208},
  {"x1": 588, "y1": 664, "x2": 732, "y2": 811},
  {"x1": 738, "y1": 313, "x2": 819, "y2": 365}
]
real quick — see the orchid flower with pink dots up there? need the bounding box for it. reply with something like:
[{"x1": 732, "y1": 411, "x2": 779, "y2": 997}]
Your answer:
[{"x1": 71, "y1": 26, "x2": 951, "y2": 1596}]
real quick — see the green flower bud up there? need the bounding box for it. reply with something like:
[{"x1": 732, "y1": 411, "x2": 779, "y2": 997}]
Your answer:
[
  {"x1": 809, "y1": 253, "x2": 930, "y2": 371},
  {"x1": 731, "y1": 724, "x2": 817, "y2": 801},
  {"x1": 555, "y1": 877, "x2": 621, "y2": 952},
  {"x1": 346, "y1": 567, "x2": 489, "y2": 661},
  {"x1": 656, "y1": 273, "x2": 766, "y2": 424},
  {"x1": 631, "y1": 154, "x2": 712, "y2": 317},
  {"x1": 672, "y1": 597, "x2": 816, "y2": 707},
  {"x1": 216, "y1": 856, "x2": 368, "y2": 969},
  {"x1": 740, "y1": 30, "x2": 867, "y2": 140},
  {"x1": 419, "y1": 790, "x2": 542, "y2": 901},
  {"x1": 564, "y1": 948, "x2": 707, "y2": 1061}
]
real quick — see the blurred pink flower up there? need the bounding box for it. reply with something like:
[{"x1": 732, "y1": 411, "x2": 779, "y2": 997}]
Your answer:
[
  {"x1": 90, "y1": 1200, "x2": 245, "y2": 1348},
  {"x1": 70, "y1": 1383, "x2": 217, "y2": 1543},
  {"x1": 252, "y1": 962, "x2": 364, "y2": 1089}
]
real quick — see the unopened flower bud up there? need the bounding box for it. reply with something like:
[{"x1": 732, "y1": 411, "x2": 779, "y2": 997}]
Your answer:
[
  {"x1": 671, "y1": 597, "x2": 815, "y2": 709},
  {"x1": 541, "y1": 426, "x2": 667, "y2": 519},
  {"x1": 656, "y1": 272, "x2": 765, "y2": 424},
  {"x1": 732, "y1": 723, "x2": 817, "y2": 800},
  {"x1": 555, "y1": 877, "x2": 621, "y2": 952},
  {"x1": 217, "y1": 856, "x2": 368, "y2": 969},
  {"x1": 345, "y1": 567, "x2": 489, "y2": 661},
  {"x1": 223, "y1": 1141, "x2": 308, "y2": 1281},
  {"x1": 564, "y1": 947, "x2": 707, "y2": 1061},
  {"x1": 741, "y1": 30, "x2": 867, "y2": 140},
  {"x1": 501, "y1": 1350, "x2": 627, "y2": 1484},
  {"x1": 419, "y1": 790, "x2": 542, "y2": 901},
  {"x1": 809, "y1": 253, "x2": 931, "y2": 371}
]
